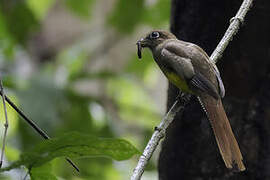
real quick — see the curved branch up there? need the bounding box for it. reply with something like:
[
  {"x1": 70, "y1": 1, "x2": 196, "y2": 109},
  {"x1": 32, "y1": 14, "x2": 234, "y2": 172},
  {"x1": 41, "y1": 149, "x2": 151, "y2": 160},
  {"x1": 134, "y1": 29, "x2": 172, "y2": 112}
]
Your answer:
[
  {"x1": 130, "y1": 0, "x2": 254, "y2": 179},
  {"x1": 0, "y1": 80, "x2": 8, "y2": 168},
  {"x1": 0, "y1": 91, "x2": 80, "y2": 172},
  {"x1": 210, "y1": 0, "x2": 253, "y2": 63},
  {"x1": 131, "y1": 95, "x2": 190, "y2": 180}
]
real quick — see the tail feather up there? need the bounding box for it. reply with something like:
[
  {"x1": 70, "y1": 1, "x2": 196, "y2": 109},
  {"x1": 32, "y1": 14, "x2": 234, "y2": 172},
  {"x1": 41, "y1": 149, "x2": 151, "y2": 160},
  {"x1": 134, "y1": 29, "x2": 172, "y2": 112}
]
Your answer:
[{"x1": 198, "y1": 95, "x2": 245, "y2": 171}]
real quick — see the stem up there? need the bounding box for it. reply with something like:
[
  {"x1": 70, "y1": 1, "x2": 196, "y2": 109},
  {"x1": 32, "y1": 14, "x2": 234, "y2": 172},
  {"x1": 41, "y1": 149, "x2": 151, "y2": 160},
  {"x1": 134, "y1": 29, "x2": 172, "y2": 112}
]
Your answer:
[
  {"x1": 0, "y1": 80, "x2": 8, "y2": 168},
  {"x1": 131, "y1": 94, "x2": 191, "y2": 180},
  {"x1": 0, "y1": 91, "x2": 79, "y2": 172},
  {"x1": 210, "y1": 0, "x2": 253, "y2": 63}
]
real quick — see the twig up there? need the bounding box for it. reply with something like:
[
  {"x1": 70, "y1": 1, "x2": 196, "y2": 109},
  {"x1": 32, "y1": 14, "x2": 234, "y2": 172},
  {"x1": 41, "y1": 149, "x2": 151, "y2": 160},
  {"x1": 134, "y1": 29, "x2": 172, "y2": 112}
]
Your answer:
[
  {"x1": 0, "y1": 80, "x2": 8, "y2": 168},
  {"x1": 131, "y1": 95, "x2": 190, "y2": 180},
  {"x1": 210, "y1": 0, "x2": 253, "y2": 63},
  {"x1": 130, "y1": 0, "x2": 253, "y2": 179},
  {"x1": 0, "y1": 92, "x2": 80, "y2": 172},
  {"x1": 23, "y1": 169, "x2": 30, "y2": 180}
]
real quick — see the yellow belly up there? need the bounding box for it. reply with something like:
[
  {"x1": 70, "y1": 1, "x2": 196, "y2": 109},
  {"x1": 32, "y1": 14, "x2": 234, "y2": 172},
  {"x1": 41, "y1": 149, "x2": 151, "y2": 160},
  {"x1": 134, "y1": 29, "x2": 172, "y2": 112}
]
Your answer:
[{"x1": 165, "y1": 71, "x2": 193, "y2": 94}]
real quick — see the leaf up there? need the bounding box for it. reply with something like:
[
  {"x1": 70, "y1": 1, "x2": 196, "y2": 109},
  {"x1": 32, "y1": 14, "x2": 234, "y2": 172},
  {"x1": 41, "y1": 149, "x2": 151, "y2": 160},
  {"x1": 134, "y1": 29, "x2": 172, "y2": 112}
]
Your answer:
[
  {"x1": 30, "y1": 163, "x2": 57, "y2": 180},
  {"x1": 108, "y1": 0, "x2": 144, "y2": 34},
  {"x1": 0, "y1": 132, "x2": 139, "y2": 172}
]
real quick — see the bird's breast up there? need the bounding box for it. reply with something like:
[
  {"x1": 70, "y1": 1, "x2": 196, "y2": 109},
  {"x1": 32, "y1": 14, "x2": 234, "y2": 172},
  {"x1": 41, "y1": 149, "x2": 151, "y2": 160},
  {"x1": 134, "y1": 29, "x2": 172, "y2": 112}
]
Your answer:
[{"x1": 164, "y1": 70, "x2": 193, "y2": 94}]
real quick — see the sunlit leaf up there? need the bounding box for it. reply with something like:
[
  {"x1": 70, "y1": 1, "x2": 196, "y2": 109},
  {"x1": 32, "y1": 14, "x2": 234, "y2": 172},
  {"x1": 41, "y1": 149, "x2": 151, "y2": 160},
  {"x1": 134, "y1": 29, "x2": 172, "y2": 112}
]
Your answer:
[
  {"x1": 0, "y1": 132, "x2": 139, "y2": 172},
  {"x1": 5, "y1": 146, "x2": 20, "y2": 162},
  {"x1": 0, "y1": 94, "x2": 19, "y2": 137},
  {"x1": 30, "y1": 163, "x2": 57, "y2": 180}
]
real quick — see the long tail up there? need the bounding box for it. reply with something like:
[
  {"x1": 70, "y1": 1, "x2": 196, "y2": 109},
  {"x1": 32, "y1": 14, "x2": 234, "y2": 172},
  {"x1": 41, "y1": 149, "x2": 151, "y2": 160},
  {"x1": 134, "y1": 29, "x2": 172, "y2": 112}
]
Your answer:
[{"x1": 198, "y1": 95, "x2": 245, "y2": 171}]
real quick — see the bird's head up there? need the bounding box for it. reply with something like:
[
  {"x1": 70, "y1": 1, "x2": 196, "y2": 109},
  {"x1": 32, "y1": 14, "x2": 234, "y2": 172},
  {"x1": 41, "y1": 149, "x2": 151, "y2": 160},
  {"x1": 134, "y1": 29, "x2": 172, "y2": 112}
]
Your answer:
[{"x1": 136, "y1": 30, "x2": 176, "y2": 59}]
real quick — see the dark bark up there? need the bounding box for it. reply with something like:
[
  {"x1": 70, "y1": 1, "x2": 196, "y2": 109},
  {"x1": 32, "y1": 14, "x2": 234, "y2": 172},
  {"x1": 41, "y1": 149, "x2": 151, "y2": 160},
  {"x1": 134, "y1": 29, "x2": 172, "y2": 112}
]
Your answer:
[{"x1": 158, "y1": 1, "x2": 270, "y2": 179}]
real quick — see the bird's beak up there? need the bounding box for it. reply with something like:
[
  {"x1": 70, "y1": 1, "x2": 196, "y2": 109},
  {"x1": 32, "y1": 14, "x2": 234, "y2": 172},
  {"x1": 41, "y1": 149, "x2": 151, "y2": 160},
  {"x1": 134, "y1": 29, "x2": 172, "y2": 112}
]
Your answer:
[{"x1": 136, "y1": 38, "x2": 147, "y2": 59}]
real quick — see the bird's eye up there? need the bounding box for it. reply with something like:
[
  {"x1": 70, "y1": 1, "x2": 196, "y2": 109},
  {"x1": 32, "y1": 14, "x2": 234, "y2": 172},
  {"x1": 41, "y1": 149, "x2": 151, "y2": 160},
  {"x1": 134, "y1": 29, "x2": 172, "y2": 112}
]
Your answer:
[{"x1": 149, "y1": 32, "x2": 160, "y2": 39}]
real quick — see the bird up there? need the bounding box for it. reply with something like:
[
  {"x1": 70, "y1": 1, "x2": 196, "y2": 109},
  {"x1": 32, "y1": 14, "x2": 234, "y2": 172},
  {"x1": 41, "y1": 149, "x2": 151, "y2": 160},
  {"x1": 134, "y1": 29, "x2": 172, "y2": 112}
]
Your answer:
[{"x1": 136, "y1": 30, "x2": 245, "y2": 171}]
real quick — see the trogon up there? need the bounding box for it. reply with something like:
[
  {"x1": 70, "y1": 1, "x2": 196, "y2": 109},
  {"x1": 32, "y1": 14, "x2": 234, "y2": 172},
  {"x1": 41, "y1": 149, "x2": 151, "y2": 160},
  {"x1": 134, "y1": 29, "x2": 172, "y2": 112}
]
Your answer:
[{"x1": 136, "y1": 30, "x2": 245, "y2": 171}]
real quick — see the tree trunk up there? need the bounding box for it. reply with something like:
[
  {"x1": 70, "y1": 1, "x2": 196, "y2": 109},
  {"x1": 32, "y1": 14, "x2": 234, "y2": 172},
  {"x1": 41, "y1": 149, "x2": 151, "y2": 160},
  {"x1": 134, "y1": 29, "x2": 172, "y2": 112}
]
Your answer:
[{"x1": 158, "y1": 1, "x2": 270, "y2": 179}]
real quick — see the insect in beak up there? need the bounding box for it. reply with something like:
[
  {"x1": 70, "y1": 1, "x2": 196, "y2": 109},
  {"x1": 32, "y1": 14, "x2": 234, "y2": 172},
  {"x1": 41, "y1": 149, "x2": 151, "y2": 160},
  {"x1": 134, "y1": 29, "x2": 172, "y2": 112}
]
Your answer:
[{"x1": 136, "y1": 39, "x2": 143, "y2": 59}]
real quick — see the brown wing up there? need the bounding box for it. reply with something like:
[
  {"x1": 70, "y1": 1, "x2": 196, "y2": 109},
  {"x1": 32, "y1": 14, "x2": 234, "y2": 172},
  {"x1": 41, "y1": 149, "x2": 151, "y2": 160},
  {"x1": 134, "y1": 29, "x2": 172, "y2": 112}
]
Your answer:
[
  {"x1": 163, "y1": 41, "x2": 220, "y2": 99},
  {"x1": 189, "y1": 43, "x2": 225, "y2": 97},
  {"x1": 189, "y1": 72, "x2": 219, "y2": 99}
]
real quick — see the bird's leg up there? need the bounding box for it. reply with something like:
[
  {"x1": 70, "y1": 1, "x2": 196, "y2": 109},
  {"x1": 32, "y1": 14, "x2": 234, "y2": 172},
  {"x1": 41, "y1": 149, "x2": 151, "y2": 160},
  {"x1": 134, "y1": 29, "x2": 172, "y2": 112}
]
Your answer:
[
  {"x1": 175, "y1": 91, "x2": 191, "y2": 105},
  {"x1": 175, "y1": 90, "x2": 184, "y2": 100},
  {"x1": 154, "y1": 126, "x2": 162, "y2": 132}
]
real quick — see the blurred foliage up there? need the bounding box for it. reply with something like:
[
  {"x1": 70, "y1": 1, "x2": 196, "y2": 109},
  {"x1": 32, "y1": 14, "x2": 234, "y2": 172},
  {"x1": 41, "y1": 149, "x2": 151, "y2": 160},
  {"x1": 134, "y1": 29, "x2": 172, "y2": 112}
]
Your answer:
[
  {"x1": 107, "y1": 76, "x2": 160, "y2": 128},
  {"x1": 0, "y1": 1, "x2": 39, "y2": 44},
  {"x1": 1, "y1": 132, "x2": 139, "y2": 173},
  {"x1": 27, "y1": 0, "x2": 55, "y2": 20},
  {"x1": 0, "y1": 10, "x2": 15, "y2": 59},
  {"x1": 108, "y1": 0, "x2": 170, "y2": 33},
  {"x1": 143, "y1": 0, "x2": 170, "y2": 27},
  {"x1": 65, "y1": 0, "x2": 95, "y2": 18},
  {"x1": 108, "y1": 0, "x2": 145, "y2": 34},
  {"x1": 0, "y1": 0, "x2": 170, "y2": 179}
]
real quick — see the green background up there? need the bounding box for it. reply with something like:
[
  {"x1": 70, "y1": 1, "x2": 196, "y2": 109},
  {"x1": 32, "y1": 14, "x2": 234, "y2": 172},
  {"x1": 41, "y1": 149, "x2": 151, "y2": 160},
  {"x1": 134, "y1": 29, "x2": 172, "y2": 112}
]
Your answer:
[{"x1": 0, "y1": 0, "x2": 170, "y2": 179}]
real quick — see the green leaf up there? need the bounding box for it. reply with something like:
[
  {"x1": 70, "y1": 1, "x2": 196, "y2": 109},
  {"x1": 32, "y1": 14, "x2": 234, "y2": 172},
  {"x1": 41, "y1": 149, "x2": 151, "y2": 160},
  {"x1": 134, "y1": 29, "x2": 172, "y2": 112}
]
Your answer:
[
  {"x1": 30, "y1": 163, "x2": 57, "y2": 180},
  {"x1": 5, "y1": 146, "x2": 20, "y2": 162},
  {"x1": 108, "y1": 0, "x2": 145, "y2": 34},
  {"x1": 0, "y1": 132, "x2": 139, "y2": 172}
]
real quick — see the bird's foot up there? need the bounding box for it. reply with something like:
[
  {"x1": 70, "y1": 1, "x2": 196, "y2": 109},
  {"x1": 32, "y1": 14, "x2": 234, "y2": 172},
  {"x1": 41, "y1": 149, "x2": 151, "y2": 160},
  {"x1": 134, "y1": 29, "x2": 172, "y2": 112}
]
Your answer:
[{"x1": 176, "y1": 92, "x2": 191, "y2": 105}]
